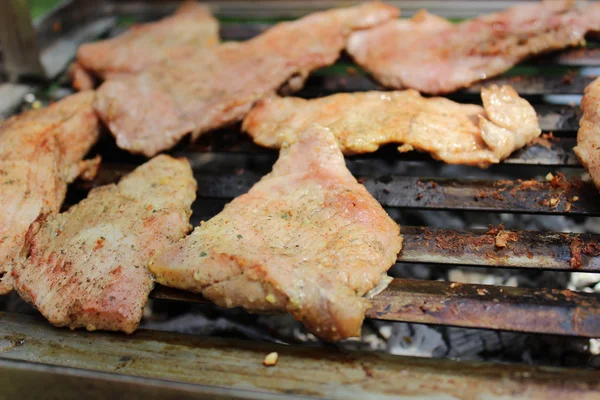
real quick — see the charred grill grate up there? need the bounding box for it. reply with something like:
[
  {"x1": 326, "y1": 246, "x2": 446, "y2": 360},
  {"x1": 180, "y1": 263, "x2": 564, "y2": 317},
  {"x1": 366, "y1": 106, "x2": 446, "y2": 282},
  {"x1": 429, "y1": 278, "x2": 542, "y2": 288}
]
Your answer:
[{"x1": 2, "y1": 1, "x2": 600, "y2": 399}]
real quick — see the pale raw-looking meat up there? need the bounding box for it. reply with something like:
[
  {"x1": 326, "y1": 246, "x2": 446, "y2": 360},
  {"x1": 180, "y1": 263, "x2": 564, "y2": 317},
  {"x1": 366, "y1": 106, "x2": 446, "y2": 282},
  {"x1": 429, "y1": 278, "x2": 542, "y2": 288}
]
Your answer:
[
  {"x1": 575, "y1": 77, "x2": 600, "y2": 189},
  {"x1": 13, "y1": 155, "x2": 196, "y2": 333},
  {"x1": 74, "y1": 1, "x2": 219, "y2": 88},
  {"x1": 243, "y1": 85, "x2": 541, "y2": 167},
  {"x1": 95, "y1": 2, "x2": 399, "y2": 157},
  {"x1": 0, "y1": 92, "x2": 100, "y2": 295},
  {"x1": 150, "y1": 124, "x2": 402, "y2": 341},
  {"x1": 347, "y1": 1, "x2": 600, "y2": 94}
]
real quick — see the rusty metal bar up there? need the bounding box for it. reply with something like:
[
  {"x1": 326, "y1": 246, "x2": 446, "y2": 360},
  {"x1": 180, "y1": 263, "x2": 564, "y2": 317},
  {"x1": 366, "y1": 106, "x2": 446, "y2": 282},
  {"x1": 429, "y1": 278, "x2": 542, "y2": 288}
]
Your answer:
[
  {"x1": 360, "y1": 175, "x2": 598, "y2": 215},
  {"x1": 150, "y1": 279, "x2": 600, "y2": 337},
  {"x1": 400, "y1": 226, "x2": 600, "y2": 271},
  {"x1": 187, "y1": 173, "x2": 600, "y2": 216},
  {"x1": 370, "y1": 279, "x2": 600, "y2": 337},
  {"x1": 80, "y1": 168, "x2": 598, "y2": 215},
  {"x1": 2, "y1": 312, "x2": 600, "y2": 400}
]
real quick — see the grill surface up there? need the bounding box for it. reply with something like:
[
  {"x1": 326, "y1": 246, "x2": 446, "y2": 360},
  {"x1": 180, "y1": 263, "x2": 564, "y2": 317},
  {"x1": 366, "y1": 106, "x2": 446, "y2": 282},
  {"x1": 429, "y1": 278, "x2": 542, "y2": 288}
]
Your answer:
[{"x1": 2, "y1": 1, "x2": 600, "y2": 399}]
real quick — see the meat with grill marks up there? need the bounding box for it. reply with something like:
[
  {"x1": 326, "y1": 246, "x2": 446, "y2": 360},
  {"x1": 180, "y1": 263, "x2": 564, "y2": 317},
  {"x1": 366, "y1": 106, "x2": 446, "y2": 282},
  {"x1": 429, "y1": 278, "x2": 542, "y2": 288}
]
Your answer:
[
  {"x1": 73, "y1": 1, "x2": 219, "y2": 90},
  {"x1": 13, "y1": 155, "x2": 196, "y2": 333},
  {"x1": 149, "y1": 124, "x2": 402, "y2": 341},
  {"x1": 95, "y1": 2, "x2": 399, "y2": 157},
  {"x1": 347, "y1": 1, "x2": 600, "y2": 94},
  {"x1": 575, "y1": 77, "x2": 600, "y2": 190},
  {"x1": 243, "y1": 85, "x2": 541, "y2": 168},
  {"x1": 0, "y1": 92, "x2": 100, "y2": 295}
]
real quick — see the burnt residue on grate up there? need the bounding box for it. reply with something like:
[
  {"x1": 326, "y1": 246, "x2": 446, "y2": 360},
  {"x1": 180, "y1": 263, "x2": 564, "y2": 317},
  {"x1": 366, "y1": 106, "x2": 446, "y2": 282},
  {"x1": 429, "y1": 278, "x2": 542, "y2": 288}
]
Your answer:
[
  {"x1": 400, "y1": 227, "x2": 600, "y2": 271},
  {"x1": 370, "y1": 279, "x2": 600, "y2": 337},
  {"x1": 168, "y1": 172, "x2": 598, "y2": 215}
]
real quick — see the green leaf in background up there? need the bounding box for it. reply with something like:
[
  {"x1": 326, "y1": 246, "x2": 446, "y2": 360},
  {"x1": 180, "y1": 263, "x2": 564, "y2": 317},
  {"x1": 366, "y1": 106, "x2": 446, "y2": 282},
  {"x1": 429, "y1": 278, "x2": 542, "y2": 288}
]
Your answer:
[{"x1": 29, "y1": 0, "x2": 62, "y2": 20}]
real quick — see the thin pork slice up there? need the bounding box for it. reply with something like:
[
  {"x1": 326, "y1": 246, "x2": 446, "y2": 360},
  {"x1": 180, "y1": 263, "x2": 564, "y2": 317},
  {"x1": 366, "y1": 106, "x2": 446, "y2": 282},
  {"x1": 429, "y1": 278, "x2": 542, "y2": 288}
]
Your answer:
[
  {"x1": 0, "y1": 92, "x2": 100, "y2": 295},
  {"x1": 347, "y1": 1, "x2": 600, "y2": 94},
  {"x1": 243, "y1": 85, "x2": 541, "y2": 167},
  {"x1": 13, "y1": 155, "x2": 196, "y2": 333},
  {"x1": 75, "y1": 1, "x2": 219, "y2": 87},
  {"x1": 149, "y1": 124, "x2": 402, "y2": 341},
  {"x1": 95, "y1": 2, "x2": 399, "y2": 157},
  {"x1": 575, "y1": 77, "x2": 600, "y2": 189}
]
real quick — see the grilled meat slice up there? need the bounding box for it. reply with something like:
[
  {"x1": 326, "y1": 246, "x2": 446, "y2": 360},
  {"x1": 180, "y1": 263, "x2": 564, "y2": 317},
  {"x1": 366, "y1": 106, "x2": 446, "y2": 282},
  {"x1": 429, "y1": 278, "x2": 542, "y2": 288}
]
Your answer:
[
  {"x1": 150, "y1": 124, "x2": 402, "y2": 341},
  {"x1": 75, "y1": 1, "x2": 218, "y2": 87},
  {"x1": 347, "y1": 1, "x2": 599, "y2": 94},
  {"x1": 243, "y1": 85, "x2": 540, "y2": 167},
  {"x1": 13, "y1": 155, "x2": 196, "y2": 333},
  {"x1": 0, "y1": 92, "x2": 100, "y2": 295},
  {"x1": 575, "y1": 77, "x2": 600, "y2": 189},
  {"x1": 95, "y1": 2, "x2": 399, "y2": 157},
  {"x1": 71, "y1": 62, "x2": 96, "y2": 91}
]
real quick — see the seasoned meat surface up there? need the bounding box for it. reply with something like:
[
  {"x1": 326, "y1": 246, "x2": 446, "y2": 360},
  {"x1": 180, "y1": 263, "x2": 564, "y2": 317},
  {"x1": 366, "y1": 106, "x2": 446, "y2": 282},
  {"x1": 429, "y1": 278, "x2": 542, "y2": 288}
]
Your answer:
[
  {"x1": 347, "y1": 1, "x2": 599, "y2": 94},
  {"x1": 150, "y1": 124, "x2": 402, "y2": 341},
  {"x1": 0, "y1": 92, "x2": 100, "y2": 295},
  {"x1": 75, "y1": 1, "x2": 218, "y2": 84},
  {"x1": 13, "y1": 155, "x2": 196, "y2": 333},
  {"x1": 243, "y1": 85, "x2": 541, "y2": 167},
  {"x1": 95, "y1": 2, "x2": 399, "y2": 157},
  {"x1": 575, "y1": 77, "x2": 600, "y2": 189}
]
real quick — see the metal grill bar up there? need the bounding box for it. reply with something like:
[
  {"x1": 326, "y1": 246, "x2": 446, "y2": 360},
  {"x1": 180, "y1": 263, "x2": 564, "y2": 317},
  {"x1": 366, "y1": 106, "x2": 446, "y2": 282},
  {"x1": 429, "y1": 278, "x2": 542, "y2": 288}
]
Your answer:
[
  {"x1": 371, "y1": 279, "x2": 600, "y2": 336},
  {"x1": 503, "y1": 137, "x2": 578, "y2": 166},
  {"x1": 188, "y1": 173, "x2": 598, "y2": 215},
  {"x1": 533, "y1": 105, "x2": 580, "y2": 132},
  {"x1": 2, "y1": 312, "x2": 600, "y2": 400},
  {"x1": 400, "y1": 226, "x2": 600, "y2": 271},
  {"x1": 151, "y1": 278, "x2": 600, "y2": 337},
  {"x1": 81, "y1": 167, "x2": 597, "y2": 215}
]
